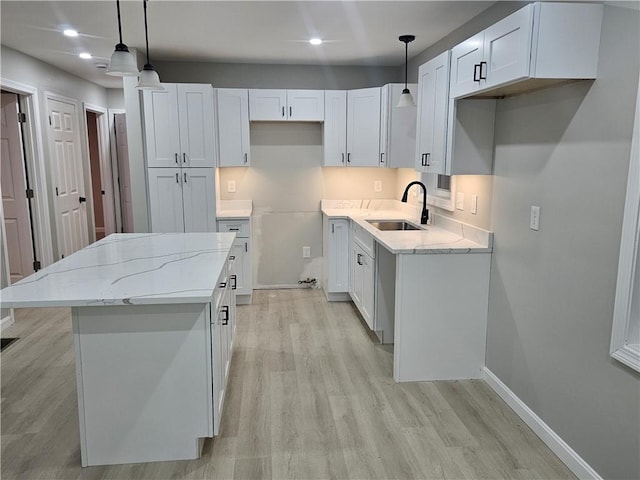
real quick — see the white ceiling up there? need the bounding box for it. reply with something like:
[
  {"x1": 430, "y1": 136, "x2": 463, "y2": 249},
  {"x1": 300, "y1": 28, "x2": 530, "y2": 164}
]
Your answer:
[{"x1": 1, "y1": 1, "x2": 496, "y2": 89}]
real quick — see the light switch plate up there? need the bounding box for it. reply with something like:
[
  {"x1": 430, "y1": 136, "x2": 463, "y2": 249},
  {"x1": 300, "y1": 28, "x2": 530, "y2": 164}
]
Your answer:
[
  {"x1": 227, "y1": 180, "x2": 236, "y2": 193},
  {"x1": 530, "y1": 205, "x2": 541, "y2": 231},
  {"x1": 374, "y1": 180, "x2": 382, "y2": 193},
  {"x1": 302, "y1": 246, "x2": 311, "y2": 258},
  {"x1": 471, "y1": 195, "x2": 478, "y2": 215},
  {"x1": 456, "y1": 192, "x2": 464, "y2": 210}
]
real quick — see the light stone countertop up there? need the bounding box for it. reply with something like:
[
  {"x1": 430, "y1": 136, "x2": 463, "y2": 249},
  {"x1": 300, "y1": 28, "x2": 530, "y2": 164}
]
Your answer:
[
  {"x1": 0, "y1": 233, "x2": 235, "y2": 308},
  {"x1": 217, "y1": 199, "x2": 252, "y2": 219},
  {"x1": 321, "y1": 199, "x2": 493, "y2": 254}
]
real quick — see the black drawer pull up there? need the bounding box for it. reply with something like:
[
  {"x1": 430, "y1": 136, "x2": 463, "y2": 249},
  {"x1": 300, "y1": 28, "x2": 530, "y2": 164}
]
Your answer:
[
  {"x1": 230, "y1": 274, "x2": 237, "y2": 290},
  {"x1": 479, "y1": 61, "x2": 487, "y2": 80},
  {"x1": 221, "y1": 306, "x2": 229, "y2": 325},
  {"x1": 473, "y1": 64, "x2": 481, "y2": 82}
]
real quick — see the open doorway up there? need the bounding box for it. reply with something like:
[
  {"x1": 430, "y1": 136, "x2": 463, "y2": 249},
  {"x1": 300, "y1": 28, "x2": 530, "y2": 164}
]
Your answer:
[{"x1": 1, "y1": 90, "x2": 37, "y2": 282}]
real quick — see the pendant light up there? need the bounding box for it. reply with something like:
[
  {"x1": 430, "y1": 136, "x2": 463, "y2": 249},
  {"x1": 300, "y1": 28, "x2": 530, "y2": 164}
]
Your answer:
[
  {"x1": 136, "y1": 0, "x2": 163, "y2": 90},
  {"x1": 106, "y1": 0, "x2": 139, "y2": 76},
  {"x1": 397, "y1": 35, "x2": 416, "y2": 108}
]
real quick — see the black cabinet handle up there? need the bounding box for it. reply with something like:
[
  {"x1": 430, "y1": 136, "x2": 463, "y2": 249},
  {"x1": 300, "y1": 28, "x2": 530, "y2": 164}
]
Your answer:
[
  {"x1": 421, "y1": 153, "x2": 427, "y2": 166},
  {"x1": 229, "y1": 227, "x2": 240, "y2": 231},
  {"x1": 175, "y1": 153, "x2": 179, "y2": 164},
  {"x1": 229, "y1": 255, "x2": 236, "y2": 260},
  {"x1": 245, "y1": 242, "x2": 248, "y2": 253},
  {"x1": 479, "y1": 61, "x2": 487, "y2": 80},
  {"x1": 347, "y1": 153, "x2": 351, "y2": 164},
  {"x1": 341, "y1": 153, "x2": 345, "y2": 164},
  {"x1": 230, "y1": 275, "x2": 237, "y2": 290},
  {"x1": 380, "y1": 152, "x2": 385, "y2": 164},
  {"x1": 221, "y1": 306, "x2": 229, "y2": 325},
  {"x1": 79, "y1": 196, "x2": 86, "y2": 203},
  {"x1": 219, "y1": 281, "x2": 227, "y2": 288},
  {"x1": 183, "y1": 172, "x2": 188, "y2": 183},
  {"x1": 176, "y1": 173, "x2": 179, "y2": 183},
  {"x1": 244, "y1": 153, "x2": 248, "y2": 164},
  {"x1": 357, "y1": 253, "x2": 363, "y2": 266},
  {"x1": 282, "y1": 106, "x2": 285, "y2": 117},
  {"x1": 289, "y1": 106, "x2": 292, "y2": 117},
  {"x1": 183, "y1": 152, "x2": 186, "y2": 163},
  {"x1": 425, "y1": 153, "x2": 431, "y2": 167},
  {"x1": 473, "y1": 64, "x2": 481, "y2": 82}
]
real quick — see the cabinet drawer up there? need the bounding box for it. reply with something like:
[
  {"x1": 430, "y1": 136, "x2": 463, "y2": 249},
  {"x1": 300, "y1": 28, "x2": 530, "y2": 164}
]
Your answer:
[
  {"x1": 218, "y1": 220, "x2": 249, "y2": 237},
  {"x1": 352, "y1": 221, "x2": 375, "y2": 258}
]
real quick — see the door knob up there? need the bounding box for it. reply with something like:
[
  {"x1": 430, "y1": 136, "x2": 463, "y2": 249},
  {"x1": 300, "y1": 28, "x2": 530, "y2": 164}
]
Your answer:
[{"x1": 79, "y1": 196, "x2": 87, "y2": 203}]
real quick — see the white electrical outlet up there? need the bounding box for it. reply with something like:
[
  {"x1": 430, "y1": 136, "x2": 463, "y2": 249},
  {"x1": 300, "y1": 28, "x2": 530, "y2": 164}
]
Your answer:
[
  {"x1": 530, "y1": 206, "x2": 541, "y2": 231},
  {"x1": 456, "y1": 192, "x2": 464, "y2": 211},
  {"x1": 374, "y1": 180, "x2": 382, "y2": 193},
  {"x1": 302, "y1": 246, "x2": 311, "y2": 258},
  {"x1": 471, "y1": 195, "x2": 478, "y2": 215},
  {"x1": 227, "y1": 180, "x2": 236, "y2": 193}
]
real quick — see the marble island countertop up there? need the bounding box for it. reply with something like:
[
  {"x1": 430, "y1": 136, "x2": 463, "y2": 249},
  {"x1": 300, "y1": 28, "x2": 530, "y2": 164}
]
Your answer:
[
  {"x1": 321, "y1": 199, "x2": 493, "y2": 254},
  {"x1": 0, "y1": 233, "x2": 235, "y2": 308}
]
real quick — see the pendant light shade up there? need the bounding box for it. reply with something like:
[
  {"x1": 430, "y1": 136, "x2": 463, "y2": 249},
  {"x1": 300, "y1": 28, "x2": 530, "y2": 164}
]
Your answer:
[
  {"x1": 106, "y1": 0, "x2": 139, "y2": 76},
  {"x1": 136, "y1": 0, "x2": 163, "y2": 90},
  {"x1": 397, "y1": 35, "x2": 416, "y2": 108}
]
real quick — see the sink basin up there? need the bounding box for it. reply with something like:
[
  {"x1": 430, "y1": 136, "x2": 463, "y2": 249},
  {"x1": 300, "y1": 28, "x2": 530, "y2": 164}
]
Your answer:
[{"x1": 367, "y1": 220, "x2": 422, "y2": 231}]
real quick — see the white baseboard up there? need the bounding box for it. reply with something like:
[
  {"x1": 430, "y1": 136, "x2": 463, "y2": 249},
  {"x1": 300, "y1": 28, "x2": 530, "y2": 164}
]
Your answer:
[
  {"x1": 1, "y1": 312, "x2": 15, "y2": 330},
  {"x1": 482, "y1": 367, "x2": 602, "y2": 480}
]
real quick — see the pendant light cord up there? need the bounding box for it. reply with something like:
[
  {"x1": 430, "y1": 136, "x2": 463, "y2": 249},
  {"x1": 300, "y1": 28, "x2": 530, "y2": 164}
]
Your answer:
[
  {"x1": 143, "y1": 0, "x2": 150, "y2": 65},
  {"x1": 116, "y1": 0, "x2": 123, "y2": 44},
  {"x1": 404, "y1": 41, "x2": 408, "y2": 89}
]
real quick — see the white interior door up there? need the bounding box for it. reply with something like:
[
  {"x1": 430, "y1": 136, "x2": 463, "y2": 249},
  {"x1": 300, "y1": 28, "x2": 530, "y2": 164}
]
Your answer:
[
  {"x1": 47, "y1": 96, "x2": 88, "y2": 258},
  {"x1": 1, "y1": 92, "x2": 34, "y2": 281},
  {"x1": 114, "y1": 113, "x2": 133, "y2": 233}
]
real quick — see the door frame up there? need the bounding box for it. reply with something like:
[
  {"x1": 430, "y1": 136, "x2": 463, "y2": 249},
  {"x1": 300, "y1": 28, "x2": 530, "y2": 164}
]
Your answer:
[
  {"x1": 84, "y1": 103, "x2": 116, "y2": 237},
  {"x1": 108, "y1": 108, "x2": 126, "y2": 232},
  {"x1": 0, "y1": 77, "x2": 54, "y2": 268},
  {"x1": 45, "y1": 91, "x2": 92, "y2": 255},
  {"x1": 0, "y1": 199, "x2": 15, "y2": 329}
]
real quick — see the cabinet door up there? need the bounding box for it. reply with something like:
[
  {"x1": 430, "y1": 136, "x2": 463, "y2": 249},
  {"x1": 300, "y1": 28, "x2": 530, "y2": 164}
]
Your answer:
[
  {"x1": 230, "y1": 237, "x2": 251, "y2": 296},
  {"x1": 449, "y1": 32, "x2": 484, "y2": 99},
  {"x1": 287, "y1": 90, "x2": 324, "y2": 121},
  {"x1": 210, "y1": 304, "x2": 223, "y2": 434},
  {"x1": 323, "y1": 90, "x2": 347, "y2": 167},
  {"x1": 361, "y1": 252, "x2": 375, "y2": 330},
  {"x1": 328, "y1": 219, "x2": 349, "y2": 292},
  {"x1": 147, "y1": 168, "x2": 184, "y2": 233},
  {"x1": 346, "y1": 87, "x2": 381, "y2": 167},
  {"x1": 482, "y1": 4, "x2": 533, "y2": 90},
  {"x1": 216, "y1": 89, "x2": 250, "y2": 167},
  {"x1": 351, "y1": 243, "x2": 364, "y2": 310},
  {"x1": 415, "y1": 52, "x2": 450, "y2": 175},
  {"x1": 249, "y1": 89, "x2": 287, "y2": 121},
  {"x1": 176, "y1": 84, "x2": 215, "y2": 168},
  {"x1": 142, "y1": 84, "x2": 181, "y2": 167},
  {"x1": 182, "y1": 168, "x2": 216, "y2": 233}
]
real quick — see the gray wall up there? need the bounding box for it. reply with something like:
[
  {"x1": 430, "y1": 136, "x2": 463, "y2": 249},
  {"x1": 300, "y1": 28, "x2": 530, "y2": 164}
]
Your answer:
[
  {"x1": 0, "y1": 45, "x2": 108, "y2": 263},
  {"x1": 485, "y1": 5, "x2": 640, "y2": 480},
  {"x1": 155, "y1": 61, "x2": 400, "y2": 89}
]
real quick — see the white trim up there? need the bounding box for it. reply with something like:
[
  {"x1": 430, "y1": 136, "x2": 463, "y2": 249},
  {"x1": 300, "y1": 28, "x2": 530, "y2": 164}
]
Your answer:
[
  {"x1": 482, "y1": 367, "x2": 602, "y2": 480},
  {"x1": 0, "y1": 198, "x2": 15, "y2": 330},
  {"x1": 0, "y1": 78, "x2": 54, "y2": 267},
  {"x1": 610, "y1": 74, "x2": 640, "y2": 373}
]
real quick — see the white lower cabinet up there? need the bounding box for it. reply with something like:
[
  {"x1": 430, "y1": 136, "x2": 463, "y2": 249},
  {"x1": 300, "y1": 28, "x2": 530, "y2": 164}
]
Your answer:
[
  {"x1": 148, "y1": 168, "x2": 216, "y2": 233},
  {"x1": 217, "y1": 219, "x2": 252, "y2": 303},
  {"x1": 211, "y1": 256, "x2": 236, "y2": 436},
  {"x1": 322, "y1": 216, "x2": 350, "y2": 300},
  {"x1": 350, "y1": 222, "x2": 375, "y2": 330}
]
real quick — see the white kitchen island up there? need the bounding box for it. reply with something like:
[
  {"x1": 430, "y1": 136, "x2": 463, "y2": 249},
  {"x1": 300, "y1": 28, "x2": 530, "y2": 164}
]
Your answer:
[{"x1": 0, "y1": 233, "x2": 236, "y2": 466}]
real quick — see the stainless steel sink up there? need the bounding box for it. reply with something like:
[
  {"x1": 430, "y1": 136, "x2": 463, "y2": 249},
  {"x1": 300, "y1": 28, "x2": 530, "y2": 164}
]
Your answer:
[{"x1": 366, "y1": 220, "x2": 422, "y2": 231}]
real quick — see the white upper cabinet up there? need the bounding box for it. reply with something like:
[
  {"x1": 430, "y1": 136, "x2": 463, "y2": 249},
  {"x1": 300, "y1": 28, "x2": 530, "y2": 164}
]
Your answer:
[
  {"x1": 346, "y1": 87, "x2": 381, "y2": 167},
  {"x1": 323, "y1": 91, "x2": 347, "y2": 167},
  {"x1": 380, "y1": 83, "x2": 417, "y2": 169},
  {"x1": 143, "y1": 84, "x2": 215, "y2": 168},
  {"x1": 248, "y1": 89, "x2": 324, "y2": 121},
  {"x1": 415, "y1": 52, "x2": 450, "y2": 175},
  {"x1": 215, "y1": 88, "x2": 250, "y2": 167},
  {"x1": 450, "y1": 2, "x2": 603, "y2": 99}
]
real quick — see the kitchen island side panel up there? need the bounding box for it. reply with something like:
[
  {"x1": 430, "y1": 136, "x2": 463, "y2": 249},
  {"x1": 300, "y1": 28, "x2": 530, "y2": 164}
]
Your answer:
[{"x1": 73, "y1": 303, "x2": 213, "y2": 466}]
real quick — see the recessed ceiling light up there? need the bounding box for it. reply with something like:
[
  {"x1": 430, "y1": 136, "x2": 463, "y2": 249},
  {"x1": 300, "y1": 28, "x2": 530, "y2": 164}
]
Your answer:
[
  {"x1": 309, "y1": 38, "x2": 322, "y2": 46},
  {"x1": 79, "y1": 52, "x2": 92, "y2": 59},
  {"x1": 63, "y1": 29, "x2": 79, "y2": 37}
]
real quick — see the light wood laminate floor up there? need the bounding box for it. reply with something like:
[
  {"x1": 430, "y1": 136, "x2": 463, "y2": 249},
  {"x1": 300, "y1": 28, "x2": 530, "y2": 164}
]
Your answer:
[{"x1": 1, "y1": 289, "x2": 576, "y2": 480}]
